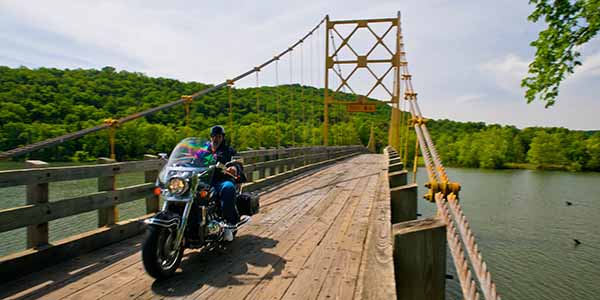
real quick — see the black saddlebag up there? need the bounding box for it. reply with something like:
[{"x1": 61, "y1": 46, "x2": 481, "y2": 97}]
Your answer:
[{"x1": 236, "y1": 192, "x2": 260, "y2": 216}]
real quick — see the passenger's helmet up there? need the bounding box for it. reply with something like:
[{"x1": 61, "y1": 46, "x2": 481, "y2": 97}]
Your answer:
[{"x1": 210, "y1": 125, "x2": 226, "y2": 137}]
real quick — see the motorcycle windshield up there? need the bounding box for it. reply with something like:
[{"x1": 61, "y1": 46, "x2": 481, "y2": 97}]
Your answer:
[{"x1": 166, "y1": 137, "x2": 216, "y2": 169}]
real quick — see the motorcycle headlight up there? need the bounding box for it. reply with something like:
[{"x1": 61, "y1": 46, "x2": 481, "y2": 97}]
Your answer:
[{"x1": 167, "y1": 177, "x2": 188, "y2": 195}]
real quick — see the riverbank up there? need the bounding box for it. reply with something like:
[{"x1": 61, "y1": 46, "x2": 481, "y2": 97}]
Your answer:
[{"x1": 503, "y1": 162, "x2": 570, "y2": 171}]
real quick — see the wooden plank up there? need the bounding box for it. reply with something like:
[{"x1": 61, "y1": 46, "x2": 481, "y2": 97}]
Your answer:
[
  {"x1": 389, "y1": 157, "x2": 402, "y2": 165},
  {"x1": 149, "y1": 182, "x2": 341, "y2": 299},
  {"x1": 60, "y1": 257, "x2": 144, "y2": 300},
  {"x1": 393, "y1": 217, "x2": 446, "y2": 300},
  {"x1": 0, "y1": 215, "x2": 150, "y2": 282},
  {"x1": 78, "y1": 170, "x2": 336, "y2": 300},
  {"x1": 25, "y1": 160, "x2": 49, "y2": 249},
  {"x1": 0, "y1": 153, "x2": 375, "y2": 300},
  {"x1": 143, "y1": 154, "x2": 160, "y2": 213},
  {"x1": 220, "y1": 157, "x2": 377, "y2": 300},
  {"x1": 97, "y1": 158, "x2": 117, "y2": 227},
  {"x1": 355, "y1": 168, "x2": 397, "y2": 300},
  {"x1": 0, "y1": 183, "x2": 154, "y2": 233},
  {"x1": 242, "y1": 151, "x2": 362, "y2": 193},
  {"x1": 184, "y1": 185, "x2": 354, "y2": 299},
  {"x1": 316, "y1": 174, "x2": 379, "y2": 300},
  {"x1": 0, "y1": 236, "x2": 143, "y2": 300},
  {"x1": 276, "y1": 157, "x2": 378, "y2": 300},
  {"x1": 101, "y1": 158, "x2": 357, "y2": 300},
  {"x1": 185, "y1": 159, "x2": 375, "y2": 300},
  {"x1": 390, "y1": 183, "x2": 418, "y2": 224},
  {"x1": 0, "y1": 159, "x2": 165, "y2": 188}
]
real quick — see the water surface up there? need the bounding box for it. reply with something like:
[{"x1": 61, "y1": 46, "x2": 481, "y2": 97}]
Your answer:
[{"x1": 414, "y1": 167, "x2": 600, "y2": 300}]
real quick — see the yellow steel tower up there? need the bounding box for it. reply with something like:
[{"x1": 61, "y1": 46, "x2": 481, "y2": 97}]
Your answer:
[{"x1": 323, "y1": 12, "x2": 403, "y2": 150}]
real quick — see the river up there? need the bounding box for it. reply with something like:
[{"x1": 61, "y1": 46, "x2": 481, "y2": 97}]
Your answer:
[
  {"x1": 414, "y1": 167, "x2": 600, "y2": 300},
  {"x1": 1, "y1": 165, "x2": 599, "y2": 299}
]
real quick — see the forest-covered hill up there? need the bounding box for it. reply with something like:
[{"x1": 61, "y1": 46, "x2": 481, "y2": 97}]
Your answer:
[{"x1": 1, "y1": 66, "x2": 598, "y2": 171}]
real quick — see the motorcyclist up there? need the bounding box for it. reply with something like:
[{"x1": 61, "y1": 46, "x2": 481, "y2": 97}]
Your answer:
[{"x1": 208, "y1": 125, "x2": 248, "y2": 241}]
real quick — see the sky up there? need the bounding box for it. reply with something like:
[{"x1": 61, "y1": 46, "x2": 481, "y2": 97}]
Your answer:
[{"x1": 1, "y1": 0, "x2": 599, "y2": 130}]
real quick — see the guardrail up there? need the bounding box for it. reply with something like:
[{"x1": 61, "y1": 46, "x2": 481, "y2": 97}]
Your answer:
[
  {"x1": 384, "y1": 146, "x2": 447, "y2": 300},
  {"x1": 0, "y1": 145, "x2": 366, "y2": 280}
]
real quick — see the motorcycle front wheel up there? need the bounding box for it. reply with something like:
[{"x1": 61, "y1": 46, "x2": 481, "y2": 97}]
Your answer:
[{"x1": 142, "y1": 226, "x2": 184, "y2": 279}]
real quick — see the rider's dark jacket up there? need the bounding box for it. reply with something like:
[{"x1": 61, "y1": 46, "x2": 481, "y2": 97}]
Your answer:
[{"x1": 210, "y1": 141, "x2": 245, "y2": 183}]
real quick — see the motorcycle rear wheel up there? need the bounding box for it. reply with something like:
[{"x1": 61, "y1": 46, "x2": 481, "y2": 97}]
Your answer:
[{"x1": 142, "y1": 226, "x2": 184, "y2": 279}]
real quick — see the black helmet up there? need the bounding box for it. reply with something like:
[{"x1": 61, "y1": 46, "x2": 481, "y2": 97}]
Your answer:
[{"x1": 210, "y1": 125, "x2": 226, "y2": 137}]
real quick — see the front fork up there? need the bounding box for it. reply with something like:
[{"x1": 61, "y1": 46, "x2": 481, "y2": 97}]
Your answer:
[{"x1": 161, "y1": 200, "x2": 192, "y2": 252}]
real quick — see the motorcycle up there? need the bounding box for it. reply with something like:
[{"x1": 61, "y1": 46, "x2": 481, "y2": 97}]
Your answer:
[{"x1": 142, "y1": 137, "x2": 260, "y2": 279}]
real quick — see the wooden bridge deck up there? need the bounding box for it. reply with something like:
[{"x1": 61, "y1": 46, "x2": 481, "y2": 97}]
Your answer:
[{"x1": 0, "y1": 154, "x2": 395, "y2": 300}]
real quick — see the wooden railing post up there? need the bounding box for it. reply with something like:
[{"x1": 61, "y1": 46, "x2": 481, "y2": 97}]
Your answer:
[
  {"x1": 388, "y1": 170, "x2": 408, "y2": 189},
  {"x1": 144, "y1": 154, "x2": 160, "y2": 213},
  {"x1": 97, "y1": 157, "x2": 117, "y2": 227},
  {"x1": 389, "y1": 162, "x2": 404, "y2": 172},
  {"x1": 25, "y1": 160, "x2": 49, "y2": 249},
  {"x1": 258, "y1": 147, "x2": 266, "y2": 179},
  {"x1": 287, "y1": 148, "x2": 295, "y2": 170},
  {"x1": 389, "y1": 156, "x2": 402, "y2": 165},
  {"x1": 393, "y1": 218, "x2": 446, "y2": 300},
  {"x1": 269, "y1": 147, "x2": 277, "y2": 176},
  {"x1": 390, "y1": 184, "x2": 418, "y2": 223}
]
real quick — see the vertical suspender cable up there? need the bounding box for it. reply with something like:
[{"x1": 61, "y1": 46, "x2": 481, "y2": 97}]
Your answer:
[
  {"x1": 412, "y1": 134, "x2": 419, "y2": 183},
  {"x1": 403, "y1": 101, "x2": 410, "y2": 164},
  {"x1": 290, "y1": 50, "x2": 295, "y2": 146},
  {"x1": 398, "y1": 72, "x2": 405, "y2": 157},
  {"x1": 256, "y1": 71, "x2": 261, "y2": 147},
  {"x1": 276, "y1": 59, "x2": 281, "y2": 147},
  {"x1": 228, "y1": 82, "x2": 234, "y2": 145},
  {"x1": 309, "y1": 31, "x2": 315, "y2": 145},
  {"x1": 301, "y1": 42, "x2": 306, "y2": 146}
]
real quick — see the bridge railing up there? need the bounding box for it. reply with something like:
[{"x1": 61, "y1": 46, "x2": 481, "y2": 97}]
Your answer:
[
  {"x1": 384, "y1": 147, "x2": 447, "y2": 299},
  {"x1": 0, "y1": 145, "x2": 366, "y2": 280}
]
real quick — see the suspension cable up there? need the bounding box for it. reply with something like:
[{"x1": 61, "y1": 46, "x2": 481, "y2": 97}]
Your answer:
[{"x1": 435, "y1": 193, "x2": 480, "y2": 300}]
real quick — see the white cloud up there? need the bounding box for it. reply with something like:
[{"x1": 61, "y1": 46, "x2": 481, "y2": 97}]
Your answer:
[
  {"x1": 569, "y1": 51, "x2": 600, "y2": 82},
  {"x1": 479, "y1": 53, "x2": 529, "y2": 94},
  {"x1": 455, "y1": 94, "x2": 485, "y2": 104},
  {"x1": 1, "y1": 0, "x2": 599, "y2": 129}
]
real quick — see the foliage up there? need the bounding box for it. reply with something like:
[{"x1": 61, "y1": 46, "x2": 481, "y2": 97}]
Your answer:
[
  {"x1": 0, "y1": 66, "x2": 598, "y2": 172},
  {"x1": 522, "y1": 0, "x2": 600, "y2": 107},
  {"x1": 0, "y1": 66, "x2": 386, "y2": 161},
  {"x1": 427, "y1": 119, "x2": 599, "y2": 171}
]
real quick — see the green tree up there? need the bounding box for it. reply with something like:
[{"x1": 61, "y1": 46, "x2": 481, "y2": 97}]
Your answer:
[
  {"x1": 527, "y1": 131, "x2": 569, "y2": 166},
  {"x1": 522, "y1": 0, "x2": 600, "y2": 107},
  {"x1": 585, "y1": 132, "x2": 600, "y2": 170}
]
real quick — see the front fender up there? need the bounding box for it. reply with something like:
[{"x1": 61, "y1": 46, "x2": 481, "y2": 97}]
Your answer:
[{"x1": 144, "y1": 210, "x2": 181, "y2": 228}]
